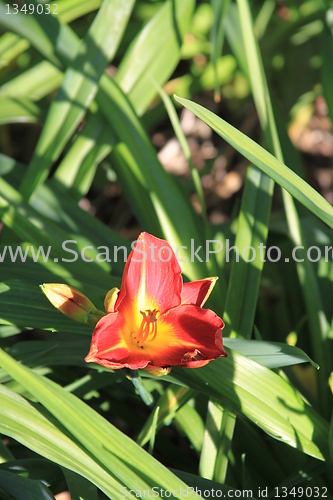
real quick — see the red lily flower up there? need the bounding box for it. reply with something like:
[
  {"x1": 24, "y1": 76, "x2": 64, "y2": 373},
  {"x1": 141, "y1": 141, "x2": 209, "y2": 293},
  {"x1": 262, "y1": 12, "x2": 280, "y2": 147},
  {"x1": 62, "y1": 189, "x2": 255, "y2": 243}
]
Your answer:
[{"x1": 85, "y1": 232, "x2": 226, "y2": 376}]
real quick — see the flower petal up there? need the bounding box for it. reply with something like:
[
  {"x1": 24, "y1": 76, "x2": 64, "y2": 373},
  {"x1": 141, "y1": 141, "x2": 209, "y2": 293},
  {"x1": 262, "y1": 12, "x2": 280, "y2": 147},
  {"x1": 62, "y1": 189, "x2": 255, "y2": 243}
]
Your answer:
[
  {"x1": 181, "y1": 277, "x2": 218, "y2": 307},
  {"x1": 85, "y1": 313, "x2": 151, "y2": 370},
  {"x1": 143, "y1": 304, "x2": 226, "y2": 368},
  {"x1": 180, "y1": 359, "x2": 211, "y2": 369},
  {"x1": 116, "y1": 232, "x2": 182, "y2": 315},
  {"x1": 142, "y1": 365, "x2": 172, "y2": 376}
]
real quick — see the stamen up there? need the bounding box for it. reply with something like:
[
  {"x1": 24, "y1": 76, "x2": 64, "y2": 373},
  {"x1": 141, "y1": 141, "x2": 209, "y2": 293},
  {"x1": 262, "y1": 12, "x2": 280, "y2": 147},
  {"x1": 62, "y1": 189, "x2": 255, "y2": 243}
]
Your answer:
[
  {"x1": 147, "y1": 321, "x2": 158, "y2": 342},
  {"x1": 132, "y1": 309, "x2": 159, "y2": 347},
  {"x1": 182, "y1": 349, "x2": 203, "y2": 364}
]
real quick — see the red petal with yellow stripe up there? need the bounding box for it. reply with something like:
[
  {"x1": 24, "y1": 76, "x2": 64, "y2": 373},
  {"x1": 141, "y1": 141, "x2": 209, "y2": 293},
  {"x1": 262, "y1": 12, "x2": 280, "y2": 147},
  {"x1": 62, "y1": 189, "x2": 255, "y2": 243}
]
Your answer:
[{"x1": 85, "y1": 232, "x2": 227, "y2": 375}]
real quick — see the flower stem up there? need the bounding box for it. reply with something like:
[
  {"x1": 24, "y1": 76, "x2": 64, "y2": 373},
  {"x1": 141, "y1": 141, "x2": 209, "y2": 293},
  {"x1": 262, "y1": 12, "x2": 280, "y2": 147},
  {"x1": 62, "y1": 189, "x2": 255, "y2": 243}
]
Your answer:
[{"x1": 130, "y1": 370, "x2": 154, "y2": 406}]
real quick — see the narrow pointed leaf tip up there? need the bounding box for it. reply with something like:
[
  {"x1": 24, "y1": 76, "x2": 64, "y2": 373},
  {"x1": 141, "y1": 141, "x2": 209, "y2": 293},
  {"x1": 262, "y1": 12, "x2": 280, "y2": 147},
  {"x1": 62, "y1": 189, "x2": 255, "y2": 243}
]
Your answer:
[
  {"x1": 85, "y1": 232, "x2": 226, "y2": 375},
  {"x1": 40, "y1": 283, "x2": 105, "y2": 326}
]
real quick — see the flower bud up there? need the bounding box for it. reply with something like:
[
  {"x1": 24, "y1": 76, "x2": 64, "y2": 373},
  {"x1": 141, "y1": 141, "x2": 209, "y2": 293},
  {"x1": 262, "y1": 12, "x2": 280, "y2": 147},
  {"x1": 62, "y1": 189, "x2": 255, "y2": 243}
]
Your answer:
[
  {"x1": 41, "y1": 283, "x2": 105, "y2": 326},
  {"x1": 104, "y1": 287, "x2": 120, "y2": 313}
]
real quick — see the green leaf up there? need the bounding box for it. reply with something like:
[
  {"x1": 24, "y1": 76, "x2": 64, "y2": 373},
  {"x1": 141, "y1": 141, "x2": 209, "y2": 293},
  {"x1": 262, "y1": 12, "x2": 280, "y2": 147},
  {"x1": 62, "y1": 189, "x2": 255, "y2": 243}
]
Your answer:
[
  {"x1": 62, "y1": 468, "x2": 99, "y2": 500},
  {"x1": 0, "y1": 32, "x2": 30, "y2": 69},
  {"x1": 0, "y1": 3, "x2": 66, "y2": 67},
  {"x1": 174, "y1": 402, "x2": 205, "y2": 453},
  {"x1": 0, "y1": 158, "x2": 129, "y2": 277},
  {"x1": 213, "y1": 408, "x2": 236, "y2": 483},
  {"x1": 70, "y1": 125, "x2": 113, "y2": 199},
  {"x1": 0, "y1": 384, "x2": 123, "y2": 499},
  {"x1": 166, "y1": 352, "x2": 330, "y2": 461},
  {"x1": 152, "y1": 82, "x2": 226, "y2": 301},
  {"x1": 174, "y1": 95, "x2": 333, "y2": 229},
  {"x1": 0, "y1": 0, "x2": 211, "y2": 286},
  {"x1": 137, "y1": 385, "x2": 196, "y2": 447},
  {"x1": 116, "y1": 0, "x2": 195, "y2": 116},
  {"x1": 19, "y1": 0, "x2": 135, "y2": 200},
  {"x1": 53, "y1": 113, "x2": 114, "y2": 196},
  {"x1": 32, "y1": 178, "x2": 130, "y2": 275},
  {"x1": 0, "y1": 61, "x2": 63, "y2": 101},
  {"x1": 153, "y1": 83, "x2": 208, "y2": 229},
  {"x1": 0, "y1": 245, "x2": 117, "y2": 306},
  {"x1": 0, "y1": 437, "x2": 14, "y2": 463},
  {"x1": 172, "y1": 469, "x2": 258, "y2": 500},
  {"x1": 199, "y1": 400, "x2": 223, "y2": 480},
  {"x1": 224, "y1": 3, "x2": 248, "y2": 77},
  {"x1": 254, "y1": 0, "x2": 276, "y2": 39},
  {"x1": 9, "y1": 334, "x2": 90, "y2": 368},
  {"x1": 57, "y1": 0, "x2": 103, "y2": 24},
  {"x1": 0, "y1": 470, "x2": 56, "y2": 500},
  {"x1": 0, "y1": 178, "x2": 117, "y2": 282},
  {"x1": 236, "y1": 0, "x2": 331, "y2": 420},
  {"x1": 0, "y1": 349, "x2": 198, "y2": 498},
  {"x1": 0, "y1": 97, "x2": 44, "y2": 124},
  {"x1": 0, "y1": 458, "x2": 63, "y2": 485},
  {"x1": 223, "y1": 166, "x2": 273, "y2": 338},
  {"x1": 0, "y1": 176, "x2": 82, "y2": 258},
  {"x1": 148, "y1": 406, "x2": 159, "y2": 455},
  {"x1": 0, "y1": 281, "x2": 92, "y2": 334},
  {"x1": 96, "y1": 76, "x2": 207, "y2": 282},
  {"x1": 210, "y1": 0, "x2": 231, "y2": 101},
  {"x1": 224, "y1": 338, "x2": 319, "y2": 369}
]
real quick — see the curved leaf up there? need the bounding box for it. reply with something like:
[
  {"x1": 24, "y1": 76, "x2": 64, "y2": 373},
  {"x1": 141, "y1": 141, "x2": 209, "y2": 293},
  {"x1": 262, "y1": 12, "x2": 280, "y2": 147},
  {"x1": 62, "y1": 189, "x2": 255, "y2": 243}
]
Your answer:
[
  {"x1": 167, "y1": 352, "x2": 329, "y2": 461},
  {"x1": 224, "y1": 338, "x2": 319, "y2": 369},
  {"x1": 0, "y1": 470, "x2": 55, "y2": 500},
  {"x1": 19, "y1": 0, "x2": 135, "y2": 200},
  {"x1": 174, "y1": 96, "x2": 333, "y2": 229},
  {"x1": 0, "y1": 384, "x2": 122, "y2": 499},
  {"x1": 0, "y1": 349, "x2": 198, "y2": 498},
  {"x1": 116, "y1": 0, "x2": 195, "y2": 116}
]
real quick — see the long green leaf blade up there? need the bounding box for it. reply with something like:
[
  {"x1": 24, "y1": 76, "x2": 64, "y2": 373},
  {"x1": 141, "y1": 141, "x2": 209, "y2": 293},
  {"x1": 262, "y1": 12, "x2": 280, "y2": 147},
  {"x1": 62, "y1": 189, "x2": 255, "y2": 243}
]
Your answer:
[
  {"x1": 223, "y1": 165, "x2": 273, "y2": 338},
  {"x1": 223, "y1": 338, "x2": 319, "y2": 369},
  {"x1": 116, "y1": 0, "x2": 195, "y2": 116},
  {"x1": 0, "y1": 349, "x2": 198, "y2": 498},
  {"x1": 0, "y1": 61, "x2": 63, "y2": 101},
  {"x1": 236, "y1": 0, "x2": 332, "y2": 419},
  {"x1": 174, "y1": 96, "x2": 333, "y2": 229},
  {"x1": 167, "y1": 353, "x2": 329, "y2": 461},
  {"x1": 19, "y1": 0, "x2": 135, "y2": 200},
  {"x1": 0, "y1": 384, "x2": 122, "y2": 499}
]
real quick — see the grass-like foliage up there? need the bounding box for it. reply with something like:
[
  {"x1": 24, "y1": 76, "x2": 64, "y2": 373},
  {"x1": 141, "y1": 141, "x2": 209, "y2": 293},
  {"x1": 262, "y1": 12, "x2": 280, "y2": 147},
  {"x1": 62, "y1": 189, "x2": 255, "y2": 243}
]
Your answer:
[{"x1": 0, "y1": 0, "x2": 332, "y2": 498}]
